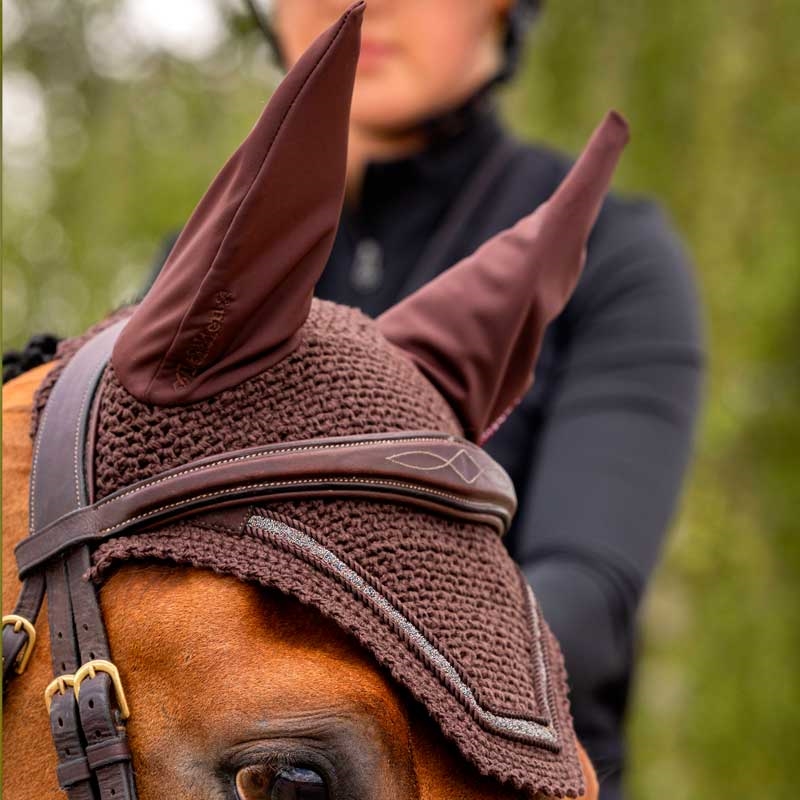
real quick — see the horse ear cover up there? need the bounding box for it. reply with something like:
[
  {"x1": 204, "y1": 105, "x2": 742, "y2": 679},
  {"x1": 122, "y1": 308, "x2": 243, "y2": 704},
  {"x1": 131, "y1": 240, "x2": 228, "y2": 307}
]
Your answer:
[
  {"x1": 113, "y1": 2, "x2": 365, "y2": 405},
  {"x1": 113, "y1": 0, "x2": 627, "y2": 433},
  {"x1": 34, "y1": 5, "x2": 633, "y2": 791},
  {"x1": 378, "y1": 111, "x2": 629, "y2": 443}
]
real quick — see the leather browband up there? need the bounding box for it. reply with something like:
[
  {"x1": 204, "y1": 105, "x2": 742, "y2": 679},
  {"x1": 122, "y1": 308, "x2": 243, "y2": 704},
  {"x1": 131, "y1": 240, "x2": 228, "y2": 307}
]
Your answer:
[{"x1": 16, "y1": 432, "x2": 517, "y2": 579}]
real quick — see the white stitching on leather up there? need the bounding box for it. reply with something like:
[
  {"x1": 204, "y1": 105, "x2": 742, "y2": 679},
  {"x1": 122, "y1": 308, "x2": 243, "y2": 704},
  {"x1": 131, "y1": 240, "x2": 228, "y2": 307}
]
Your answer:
[
  {"x1": 385, "y1": 448, "x2": 487, "y2": 484},
  {"x1": 90, "y1": 435, "x2": 473, "y2": 509},
  {"x1": 96, "y1": 476, "x2": 507, "y2": 536},
  {"x1": 29, "y1": 391, "x2": 52, "y2": 534},
  {"x1": 72, "y1": 361, "x2": 106, "y2": 508}
]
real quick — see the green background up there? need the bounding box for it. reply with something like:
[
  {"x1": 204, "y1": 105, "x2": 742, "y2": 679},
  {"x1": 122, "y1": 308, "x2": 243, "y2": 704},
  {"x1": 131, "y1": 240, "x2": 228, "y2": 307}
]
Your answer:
[{"x1": 3, "y1": 1, "x2": 799, "y2": 795}]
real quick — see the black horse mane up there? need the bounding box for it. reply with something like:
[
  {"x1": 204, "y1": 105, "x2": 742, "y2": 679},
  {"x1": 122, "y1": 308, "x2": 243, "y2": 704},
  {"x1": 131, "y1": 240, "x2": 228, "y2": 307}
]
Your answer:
[{"x1": 2, "y1": 333, "x2": 60, "y2": 384}]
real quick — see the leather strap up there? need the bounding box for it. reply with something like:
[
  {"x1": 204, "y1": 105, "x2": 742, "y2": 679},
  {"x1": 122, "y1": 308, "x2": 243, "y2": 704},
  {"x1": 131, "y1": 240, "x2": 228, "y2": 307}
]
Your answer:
[
  {"x1": 17, "y1": 320, "x2": 136, "y2": 800},
  {"x1": 17, "y1": 432, "x2": 516, "y2": 577},
  {"x1": 3, "y1": 324, "x2": 125, "y2": 685},
  {"x1": 47, "y1": 557, "x2": 94, "y2": 800},
  {"x1": 28, "y1": 323, "x2": 125, "y2": 536},
  {"x1": 2, "y1": 572, "x2": 44, "y2": 682}
]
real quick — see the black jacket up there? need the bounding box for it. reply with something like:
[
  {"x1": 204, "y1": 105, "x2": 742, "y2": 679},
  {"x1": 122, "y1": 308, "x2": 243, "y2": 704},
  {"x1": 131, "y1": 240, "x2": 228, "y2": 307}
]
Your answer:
[{"x1": 316, "y1": 110, "x2": 705, "y2": 798}]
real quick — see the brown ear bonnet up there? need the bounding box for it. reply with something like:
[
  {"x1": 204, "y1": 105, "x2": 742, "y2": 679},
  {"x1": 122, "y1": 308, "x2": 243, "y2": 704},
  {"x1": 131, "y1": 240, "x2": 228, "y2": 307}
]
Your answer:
[{"x1": 19, "y1": 3, "x2": 628, "y2": 797}]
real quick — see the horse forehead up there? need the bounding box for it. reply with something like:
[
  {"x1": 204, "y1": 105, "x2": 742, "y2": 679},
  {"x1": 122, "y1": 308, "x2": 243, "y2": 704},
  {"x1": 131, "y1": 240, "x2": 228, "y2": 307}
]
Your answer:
[{"x1": 99, "y1": 564, "x2": 408, "y2": 724}]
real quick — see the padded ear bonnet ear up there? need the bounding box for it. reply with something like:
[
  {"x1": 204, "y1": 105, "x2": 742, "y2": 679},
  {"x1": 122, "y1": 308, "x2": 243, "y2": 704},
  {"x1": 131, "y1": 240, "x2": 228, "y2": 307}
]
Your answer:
[
  {"x1": 113, "y1": 2, "x2": 364, "y2": 405},
  {"x1": 378, "y1": 111, "x2": 629, "y2": 443}
]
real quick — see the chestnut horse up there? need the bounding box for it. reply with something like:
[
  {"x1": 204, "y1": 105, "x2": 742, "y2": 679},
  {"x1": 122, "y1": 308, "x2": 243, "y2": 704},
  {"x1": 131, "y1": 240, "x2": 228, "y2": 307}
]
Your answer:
[{"x1": 3, "y1": 4, "x2": 626, "y2": 798}]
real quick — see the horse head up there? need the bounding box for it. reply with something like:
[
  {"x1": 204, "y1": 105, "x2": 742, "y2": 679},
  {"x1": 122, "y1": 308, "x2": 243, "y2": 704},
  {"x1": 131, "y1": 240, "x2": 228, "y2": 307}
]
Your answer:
[{"x1": 3, "y1": 3, "x2": 627, "y2": 798}]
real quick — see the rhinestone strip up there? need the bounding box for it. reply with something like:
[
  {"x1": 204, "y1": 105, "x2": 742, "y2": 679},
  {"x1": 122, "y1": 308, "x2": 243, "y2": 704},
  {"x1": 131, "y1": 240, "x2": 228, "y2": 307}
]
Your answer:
[{"x1": 247, "y1": 514, "x2": 558, "y2": 748}]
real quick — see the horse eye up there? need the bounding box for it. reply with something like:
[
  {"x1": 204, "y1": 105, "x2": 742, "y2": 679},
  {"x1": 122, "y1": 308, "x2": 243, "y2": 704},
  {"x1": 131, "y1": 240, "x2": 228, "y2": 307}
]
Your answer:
[{"x1": 235, "y1": 765, "x2": 328, "y2": 800}]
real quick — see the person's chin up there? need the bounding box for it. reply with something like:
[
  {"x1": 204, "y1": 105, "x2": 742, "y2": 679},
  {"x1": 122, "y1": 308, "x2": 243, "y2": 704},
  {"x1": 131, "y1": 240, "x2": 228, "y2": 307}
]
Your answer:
[{"x1": 351, "y1": 87, "x2": 426, "y2": 134}]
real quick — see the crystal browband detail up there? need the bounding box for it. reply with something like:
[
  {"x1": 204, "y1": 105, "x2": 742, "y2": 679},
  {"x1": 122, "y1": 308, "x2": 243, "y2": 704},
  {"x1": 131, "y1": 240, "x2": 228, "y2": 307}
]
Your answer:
[{"x1": 247, "y1": 515, "x2": 560, "y2": 749}]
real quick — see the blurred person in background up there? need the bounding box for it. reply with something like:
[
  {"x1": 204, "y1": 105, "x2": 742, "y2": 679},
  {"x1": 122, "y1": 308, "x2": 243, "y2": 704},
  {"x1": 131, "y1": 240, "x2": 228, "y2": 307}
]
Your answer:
[
  {"x1": 273, "y1": 2, "x2": 704, "y2": 795},
  {"x1": 3, "y1": 1, "x2": 704, "y2": 796}
]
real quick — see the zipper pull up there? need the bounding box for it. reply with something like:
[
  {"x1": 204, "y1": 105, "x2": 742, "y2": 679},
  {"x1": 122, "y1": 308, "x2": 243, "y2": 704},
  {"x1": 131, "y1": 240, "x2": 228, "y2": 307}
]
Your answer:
[{"x1": 350, "y1": 238, "x2": 384, "y2": 293}]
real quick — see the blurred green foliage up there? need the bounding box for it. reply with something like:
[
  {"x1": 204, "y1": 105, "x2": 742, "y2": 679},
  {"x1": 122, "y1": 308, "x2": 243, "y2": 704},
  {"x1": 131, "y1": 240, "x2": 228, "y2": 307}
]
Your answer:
[
  {"x1": 3, "y1": 1, "x2": 799, "y2": 796},
  {"x1": 510, "y1": 2, "x2": 800, "y2": 795}
]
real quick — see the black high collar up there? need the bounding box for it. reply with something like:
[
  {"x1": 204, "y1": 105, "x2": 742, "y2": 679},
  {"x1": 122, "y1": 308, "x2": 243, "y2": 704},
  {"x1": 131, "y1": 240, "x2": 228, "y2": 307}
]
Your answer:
[{"x1": 317, "y1": 108, "x2": 508, "y2": 318}]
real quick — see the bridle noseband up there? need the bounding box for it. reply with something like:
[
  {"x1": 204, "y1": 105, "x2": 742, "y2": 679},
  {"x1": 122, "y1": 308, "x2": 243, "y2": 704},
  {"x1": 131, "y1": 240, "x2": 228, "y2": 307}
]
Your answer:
[{"x1": 3, "y1": 322, "x2": 517, "y2": 799}]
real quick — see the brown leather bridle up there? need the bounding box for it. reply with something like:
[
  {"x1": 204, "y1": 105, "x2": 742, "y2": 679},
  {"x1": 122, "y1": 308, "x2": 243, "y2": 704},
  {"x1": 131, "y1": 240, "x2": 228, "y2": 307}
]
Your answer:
[{"x1": 3, "y1": 322, "x2": 517, "y2": 800}]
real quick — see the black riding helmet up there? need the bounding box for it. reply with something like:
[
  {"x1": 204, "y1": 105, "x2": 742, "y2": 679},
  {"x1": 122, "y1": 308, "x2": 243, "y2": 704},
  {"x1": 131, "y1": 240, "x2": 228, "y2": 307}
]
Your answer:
[
  {"x1": 244, "y1": 0, "x2": 543, "y2": 85},
  {"x1": 499, "y1": 0, "x2": 543, "y2": 83}
]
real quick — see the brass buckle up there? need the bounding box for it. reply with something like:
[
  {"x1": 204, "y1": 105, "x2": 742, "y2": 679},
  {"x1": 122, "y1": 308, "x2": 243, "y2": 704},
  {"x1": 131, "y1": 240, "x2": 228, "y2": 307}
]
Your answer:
[
  {"x1": 2, "y1": 614, "x2": 37, "y2": 674},
  {"x1": 73, "y1": 659, "x2": 130, "y2": 720},
  {"x1": 44, "y1": 674, "x2": 76, "y2": 713}
]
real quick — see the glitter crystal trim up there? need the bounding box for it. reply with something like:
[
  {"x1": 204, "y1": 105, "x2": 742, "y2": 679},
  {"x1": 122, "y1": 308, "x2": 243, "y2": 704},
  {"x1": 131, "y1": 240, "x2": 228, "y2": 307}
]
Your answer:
[{"x1": 247, "y1": 514, "x2": 559, "y2": 748}]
